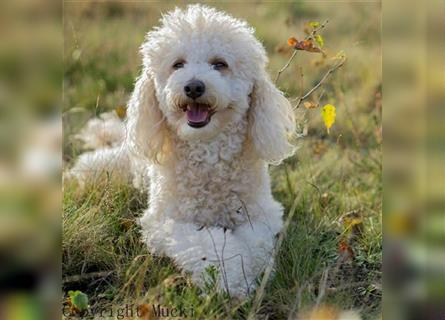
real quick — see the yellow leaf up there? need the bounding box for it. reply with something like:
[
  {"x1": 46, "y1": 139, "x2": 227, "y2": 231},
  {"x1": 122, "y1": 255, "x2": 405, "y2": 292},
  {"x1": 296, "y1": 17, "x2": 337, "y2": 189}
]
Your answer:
[
  {"x1": 321, "y1": 104, "x2": 336, "y2": 134},
  {"x1": 115, "y1": 106, "x2": 127, "y2": 119},
  {"x1": 341, "y1": 210, "x2": 363, "y2": 226},
  {"x1": 309, "y1": 21, "x2": 320, "y2": 28},
  {"x1": 314, "y1": 34, "x2": 324, "y2": 48}
]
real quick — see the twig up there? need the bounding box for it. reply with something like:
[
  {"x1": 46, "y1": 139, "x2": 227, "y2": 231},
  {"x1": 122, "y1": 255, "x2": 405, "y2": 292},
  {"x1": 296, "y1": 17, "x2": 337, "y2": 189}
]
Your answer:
[
  {"x1": 247, "y1": 193, "x2": 300, "y2": 320},
  {"x1": 305, "y1": 180, "x2": 322, "y2": 203},
  {"x1": 205, "y1": 229, "x2": 234, "y2": 319},
  {"x1": 206, "y1": 228, "x2": 231, "y2": 301},
  {"x1": 94, "y1": 94, "x2": 100, "y2": 117},
  {"x1": 239, "y1": 254, "x2": 250, "y2": 295},
  {"x1": 329, "y1": 280, "x2": 380, "y2": 292},
  {"x1": 221, "y1": 230, "x2": 230, "y2": 298},
  {"x1": 306, "y1": 20, "x2": 329, "y2": 42},
  {"x1": 232, "y1": 191, "x2": 254, "y2": 230},
  {"x1": 287, "y1": 248, "x2": 365, "y2": 319},
  {"x1": 317, "y1": 89, "x2": 326, "y2": 105},
  {"x1": 287, "y1": 285, "x2": 304, "y2": 320},
  {"x1": 63, "y1": 271, "x2": 113, "y2": 284},
  {"x1": 284, "y1": 163, "x2": 296, "y2": 199},
  {"x1": 293, "y1": 57, "x2": 346, "y2": 109},
  {"x1": 299, "y1": 66, "x2": 304, "y2": 96},
  {"x1": 205, "y1": 253, "x2": 250, "y2": 295},
  {"x1": 274, "y1": 20, "x2": 329, "y2": 84},
  {"x1": 275, "y1": 50, "x2": 298, "y2": 84},
  {"x1": 315, "y1": 267, "x2": 330, "y2": 307}
]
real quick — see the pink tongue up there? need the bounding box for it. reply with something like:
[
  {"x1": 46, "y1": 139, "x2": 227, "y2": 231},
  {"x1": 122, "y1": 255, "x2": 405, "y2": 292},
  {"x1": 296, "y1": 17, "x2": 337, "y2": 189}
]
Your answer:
[{"x1": 186, "y1": 104, "x2": 209, "y2": 123}]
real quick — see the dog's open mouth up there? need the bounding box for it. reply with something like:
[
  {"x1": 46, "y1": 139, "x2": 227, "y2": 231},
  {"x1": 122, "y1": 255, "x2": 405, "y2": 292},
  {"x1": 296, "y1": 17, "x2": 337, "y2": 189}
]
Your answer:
[{"x1": 183, "y1": 103, "x2": 214, "y2": 128}]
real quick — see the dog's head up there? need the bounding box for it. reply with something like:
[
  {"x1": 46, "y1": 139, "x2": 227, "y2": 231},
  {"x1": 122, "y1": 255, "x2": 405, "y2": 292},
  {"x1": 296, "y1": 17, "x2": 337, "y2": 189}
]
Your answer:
[{"x1": 127, "y1": 5, "x2": 295, "y2": 163}]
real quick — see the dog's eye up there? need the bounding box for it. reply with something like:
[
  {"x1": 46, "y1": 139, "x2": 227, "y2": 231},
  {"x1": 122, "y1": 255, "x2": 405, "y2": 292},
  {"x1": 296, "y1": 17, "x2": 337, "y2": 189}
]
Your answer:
[
  {"x1": 173, "y1": 61, "x2": 185, "y2": 69},
  {"x1": 211, "y1": 61, "x2": 228, "y2": 70}
]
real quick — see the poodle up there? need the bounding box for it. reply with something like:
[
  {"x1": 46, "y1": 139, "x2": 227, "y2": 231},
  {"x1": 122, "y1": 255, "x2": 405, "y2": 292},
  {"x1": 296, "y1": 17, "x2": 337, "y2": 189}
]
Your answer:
[{"x1": 69, "y1": 4, "x2": 295, "y2": 298}]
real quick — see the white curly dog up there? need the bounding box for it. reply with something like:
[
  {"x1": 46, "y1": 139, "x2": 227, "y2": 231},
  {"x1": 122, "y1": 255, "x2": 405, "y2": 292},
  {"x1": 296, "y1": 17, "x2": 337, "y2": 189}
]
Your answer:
[{"x1": 69, "y1": 5, "x2": 295, "y2": 298}]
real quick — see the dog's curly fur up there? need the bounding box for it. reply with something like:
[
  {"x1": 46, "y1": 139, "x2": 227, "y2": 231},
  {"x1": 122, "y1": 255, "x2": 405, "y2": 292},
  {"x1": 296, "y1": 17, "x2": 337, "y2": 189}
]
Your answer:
[{"x1": 69, "y1": 5, "x2": 295, "y2": 297}]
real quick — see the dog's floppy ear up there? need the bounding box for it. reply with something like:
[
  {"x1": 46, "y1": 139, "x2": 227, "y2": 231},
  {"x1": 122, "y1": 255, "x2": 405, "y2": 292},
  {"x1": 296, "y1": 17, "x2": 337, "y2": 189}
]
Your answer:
[
  {"x1": 126, "y1": 70, "x2": 170, "y2": 163},
  {"x1": 248, "y1": 73, "x2": 296, "y2": 164}
]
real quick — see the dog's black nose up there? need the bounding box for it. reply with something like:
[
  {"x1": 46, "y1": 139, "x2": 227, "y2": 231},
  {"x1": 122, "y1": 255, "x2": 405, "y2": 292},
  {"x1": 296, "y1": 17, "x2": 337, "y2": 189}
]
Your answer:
[{"x1": 184, "y1": 80, "x2": 205, "y2": 99}]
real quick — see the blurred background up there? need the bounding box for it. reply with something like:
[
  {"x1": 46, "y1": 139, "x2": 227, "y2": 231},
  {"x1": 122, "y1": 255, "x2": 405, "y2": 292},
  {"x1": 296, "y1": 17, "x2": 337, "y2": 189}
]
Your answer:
[
  {"x1": 383, "y1": 0, "x2": 445, "y2": 319},
  {"x1": 0, "y1": 0, "x2": 443, "y2": 319},
  {"x1": 0, "y1": 0, "x2": 60, "y2": 319}
]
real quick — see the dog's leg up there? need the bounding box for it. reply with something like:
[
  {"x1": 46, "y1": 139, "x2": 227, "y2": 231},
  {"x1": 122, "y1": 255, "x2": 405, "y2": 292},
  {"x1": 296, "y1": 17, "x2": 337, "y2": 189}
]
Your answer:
[{"x1": 141, "y1": 216, "x2": 280, "y2": 298}]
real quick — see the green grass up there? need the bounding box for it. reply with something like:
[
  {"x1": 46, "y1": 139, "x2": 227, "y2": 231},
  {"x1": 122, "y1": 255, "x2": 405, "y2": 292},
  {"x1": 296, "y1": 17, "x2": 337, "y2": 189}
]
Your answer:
[{"x1": 63, "y1": 2, "x2": 381, "y2": 319}]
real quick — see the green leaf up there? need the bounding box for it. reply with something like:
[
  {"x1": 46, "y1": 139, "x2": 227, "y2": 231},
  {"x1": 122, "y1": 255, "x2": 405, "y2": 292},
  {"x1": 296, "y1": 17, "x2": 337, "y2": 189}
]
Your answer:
[
  {"x1": 309, "y1": 21, "x2": 320, "y2": 28},
  {"x1": 69, "y1": 290, "x2": 89, "y2": 311},
  {"x1": 315, "y1": 34, "x2": 324, "y2": 48}
]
